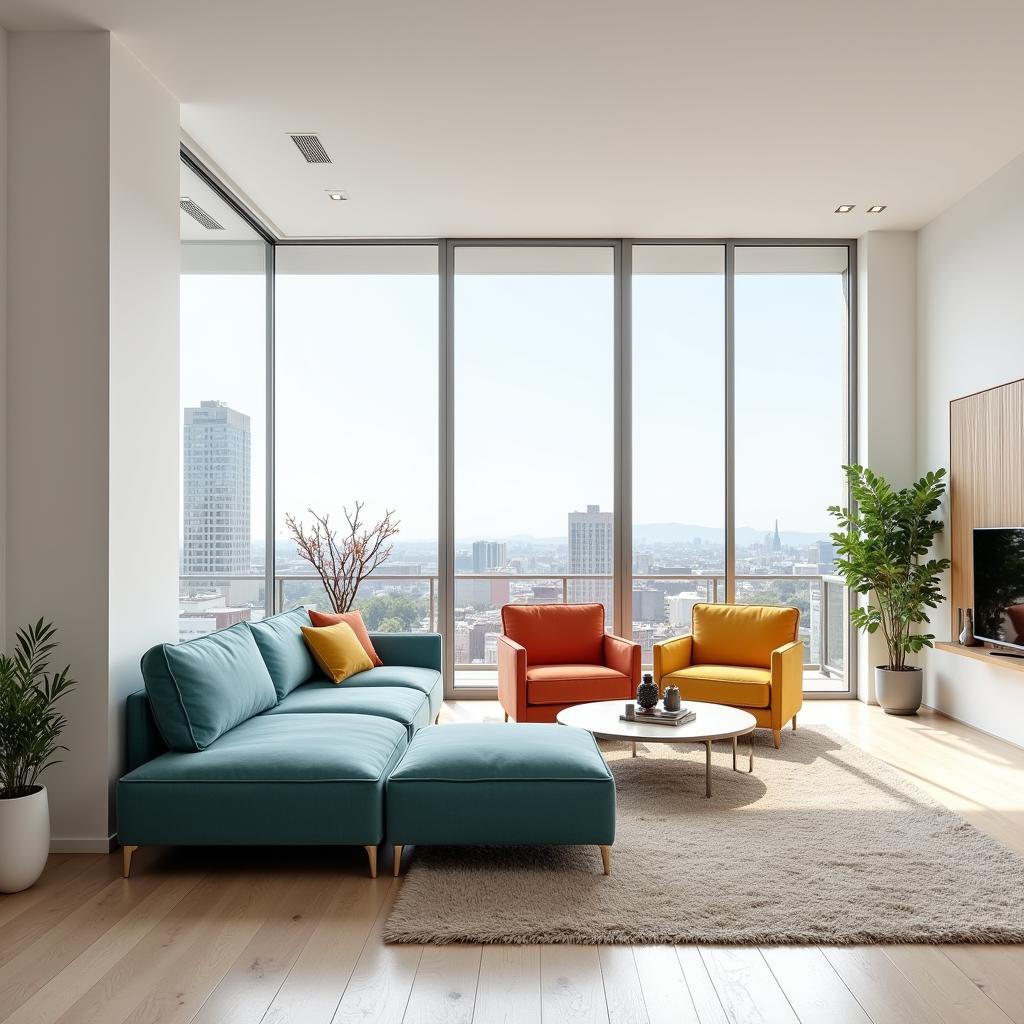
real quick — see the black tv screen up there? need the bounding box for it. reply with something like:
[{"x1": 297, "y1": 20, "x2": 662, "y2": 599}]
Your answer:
[{"x1": 973, "y1": 527, "x2": 1024, "y2": 650}]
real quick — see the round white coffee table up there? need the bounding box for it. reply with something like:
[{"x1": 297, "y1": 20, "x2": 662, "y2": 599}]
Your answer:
[{"x1": 556, "y1": 700, "x2": 757, "y2": 798}]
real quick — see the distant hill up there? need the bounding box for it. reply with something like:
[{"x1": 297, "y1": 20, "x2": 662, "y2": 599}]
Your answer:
[{"x1": 632, "y1": 522, "x2": 831, "y2": 546}]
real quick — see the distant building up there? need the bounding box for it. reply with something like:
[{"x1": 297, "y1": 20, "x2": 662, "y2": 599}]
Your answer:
[
  {"x1": 793, "y1": 562, "x2": 818, "y2": 576},
  {"x1": 472, "y1": 541, "x2": 507, "y2": 572},
  {"x1": 813, "y1": 540, "x2": 836, "y2": 575},
  {"x1": 183, "y1": 400, "x2": 251, "y2": 577},
  {"x1": 632, "y1": 588, "x2": 665, "y2": 623},
  {"x1": 178, "y1": 606, "x2": 251, "y2": 641},
  {"x1": 568, "y1": 504, "x2": 613, "y2": 619},
  {"x1": 666, "y1": 592, "x2": 703, "y2": 629},
  {"x1": 772, "y1": 519, "x2": 783, "y2": 552}
]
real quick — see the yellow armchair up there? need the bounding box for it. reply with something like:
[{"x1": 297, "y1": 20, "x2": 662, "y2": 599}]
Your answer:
[{"x1": 653, "y1": 603, "x2": 803, "y2": 747}]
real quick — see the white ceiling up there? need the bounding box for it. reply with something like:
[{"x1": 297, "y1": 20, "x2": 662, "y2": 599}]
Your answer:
[{"x1": 3, "y1": 0, "x2": 1024, "y2": 239}]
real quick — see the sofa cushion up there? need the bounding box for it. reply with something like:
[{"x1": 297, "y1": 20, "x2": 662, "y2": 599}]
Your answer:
[
  {"x1": 526, "y1": 664, "x2": 631, "y2": 705},
  {"x1": 501, "y1": 604, "x2": 605, "y2": 666},
  {"x1": 341, "y1": 665, "x2": 444, "y2": 720},
  {"x1": 264, "y1": 680, "x2": 432, "y2": 738},
  {"x1": 301, "y1": 621, "x2": 374, "y2": 683},
  {"x1": 142, "y1": 623, "x2": 278, "y2": 752},
  {"x1": 308, "y1": 609, "x2": 383, "y2": 666},
  {"x1": 691, "y1": 603, "x2": 799, "y2": 669},
  {"x1": 247, "y1": 607, "x2": 317, "y2": 699},
  {"x1": 117, "y1": 713, "x2": 407, "y2": 846},
  {"x1": 386, "y1": 723, "x2": 615, "y2": 846},
  {"x1": 664, "y1": 664, "x2": 772, "y2": 708}
]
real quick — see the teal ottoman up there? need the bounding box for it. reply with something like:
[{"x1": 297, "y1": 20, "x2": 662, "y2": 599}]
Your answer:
[{"x1": 386, "y1": 722, "x2": 616, "y2": 875}]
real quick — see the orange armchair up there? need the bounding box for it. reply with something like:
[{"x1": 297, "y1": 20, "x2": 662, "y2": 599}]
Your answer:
[{"x1": 497, "y1": 603, "x2": 640, "y2": 723}]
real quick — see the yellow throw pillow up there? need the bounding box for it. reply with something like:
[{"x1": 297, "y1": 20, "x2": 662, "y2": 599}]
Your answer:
[{"x1": 301, "y1": 621, "x2": 373, "y2": 684}]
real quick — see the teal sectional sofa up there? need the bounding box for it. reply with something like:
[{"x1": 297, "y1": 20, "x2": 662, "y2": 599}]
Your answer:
[{"x1": 117, "y1": 607, "x2": 442, "y2": 878}]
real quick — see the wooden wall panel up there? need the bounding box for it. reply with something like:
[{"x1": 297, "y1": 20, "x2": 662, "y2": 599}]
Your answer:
[{"x1": 949, "y1": 378, "x2": 1024, "y2": 637}]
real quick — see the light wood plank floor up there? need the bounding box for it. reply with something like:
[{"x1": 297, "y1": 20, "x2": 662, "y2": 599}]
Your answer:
[{"x1": 3, "y1": 701, "x2": 1024, "y2": 1024}]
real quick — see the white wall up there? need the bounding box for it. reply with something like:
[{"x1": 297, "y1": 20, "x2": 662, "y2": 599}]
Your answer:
[
  {"x1": 855, "y1": 230, "x2": 918, "y2": 701},
  {"x1": 917, "y1": 152, "x2": 1024, "y2": 746},
  {"x1": 0, "y1": 27, "x2": 7, "y2": 648},
  {"x1": 106, "y1": 37, "x2": 180, "y2": 827},
  {"x1": 5, "y1": 32, "x2": 179, "y2": 848}
]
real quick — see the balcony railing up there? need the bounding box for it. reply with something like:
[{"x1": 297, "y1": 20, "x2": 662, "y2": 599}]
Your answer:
[{"x1": 179, "y1": 570, "x2": 848, "y2": 689}]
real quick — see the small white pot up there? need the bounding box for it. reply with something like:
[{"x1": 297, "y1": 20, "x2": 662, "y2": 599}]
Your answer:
[{"x1": 0, "y1": 786, "x2": 50, "y2": 893}]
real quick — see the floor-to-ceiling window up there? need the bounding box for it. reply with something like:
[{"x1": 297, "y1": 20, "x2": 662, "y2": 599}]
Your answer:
[
  {"x1": 451, "y1": 245, "x2": 616, "y2": 686},
  {"x1": 181, "y1": 148, "x2": 854, "y2": 695},
  {"x1": 631, "y1": 245, "x2": 726, "y2": 667},
  {"x1": 274, "y1": 245, "x2": 439, "y2": 628},
  {"x1": 734, "y1": 246, "x2": 850, "y2": 689},
  {"x1": 179, "y1": 161, "x2": 270, "y2": 640}
]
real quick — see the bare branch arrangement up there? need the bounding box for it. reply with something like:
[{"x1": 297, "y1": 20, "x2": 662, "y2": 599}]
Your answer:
[{"x1": 285, "y1": 502, "x2": 400, "y2": 613}]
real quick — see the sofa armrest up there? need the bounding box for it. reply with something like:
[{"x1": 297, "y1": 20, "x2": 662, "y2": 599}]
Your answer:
[
  {"x1": 125, "y1": 689, "x2": 168, "y2": 772},
  {"x1": 497, "y1": 635, "x2": 527, "y2": 722},
  {"x1": 603, "y1": 633, "x2": 640, "y2": 684},
  {"x1": 654, "y1": 634, "x2": 693, "y2": 687},
  {"x1": 369, "y1": 632, "x2": 442, "y2": 671},
  {"x1": 771, "y1": 640, "x2": 804, "y2": 728}
]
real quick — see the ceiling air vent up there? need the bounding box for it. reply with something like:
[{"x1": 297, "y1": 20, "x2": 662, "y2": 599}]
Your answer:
[
  {"x1": 179, "y1": 197, "x2": 224, "y2": 230},
  {"x1": 289, "y1": 133, "x2": 331, "y2": 163}
]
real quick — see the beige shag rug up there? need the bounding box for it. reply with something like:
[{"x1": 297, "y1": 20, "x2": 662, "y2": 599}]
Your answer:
[{"x1": 384, "y1": 726, "x2": 1024, "y2": 945}]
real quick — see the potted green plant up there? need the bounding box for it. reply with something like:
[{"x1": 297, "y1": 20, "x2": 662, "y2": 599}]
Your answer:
[
  {"x1": 0, "y1": 620, "x2": 76, "y2": 892},
  {"x1": 828, "y1": 466, "x2": 951, "y2": 715}
]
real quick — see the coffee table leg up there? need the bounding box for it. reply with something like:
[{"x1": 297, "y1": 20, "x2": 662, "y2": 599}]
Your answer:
[
  {"x1": 631, "y1": 741, "x2": 637, "y2": 758},
  {"x1": 750, "y1": 734, "x2": 754, "y2": 773},
  {"x1": 705, "y1": 740, "x2": 712, "y2": 798},
  {"x1": 732, "y1": 735, "x2": 737, "y2": 771}
]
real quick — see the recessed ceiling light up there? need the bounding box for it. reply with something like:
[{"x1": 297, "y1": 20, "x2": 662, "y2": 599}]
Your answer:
[
  {"x1": 834, "y1": 205, "x2": 855, "y2": 213},
  {"x1": 326, "y1": 190, "x2": 349, "y2": 201},
  {"x1": 867, "y1": 205, "x2": 887, "y2": 213}
]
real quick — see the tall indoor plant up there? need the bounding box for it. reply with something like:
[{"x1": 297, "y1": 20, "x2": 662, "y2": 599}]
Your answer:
[
  {"x1": 828, "y1": 465, "x2": 951, "y2": 714},
  {"x1": 0, "y1": 620, "x2": 76, "y2": 892}
]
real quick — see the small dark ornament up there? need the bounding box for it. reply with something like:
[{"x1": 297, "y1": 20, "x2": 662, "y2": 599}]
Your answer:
[
  {"x1": 663, "y1": 685, "x2": 681, "y2": 712},
  {"x1": 637, "y1": 672, "x2": 659, "y2": 710}
]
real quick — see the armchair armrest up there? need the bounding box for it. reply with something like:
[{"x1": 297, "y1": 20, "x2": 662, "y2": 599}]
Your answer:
[
  {"x1": 770, "y1": 640, "x2": 804, "y2": 729},
  {"x1": 603, "y1": 633, "x2": 640, "y2": 684},
  {"x1": 497, "y1": 634, "x2": 527, "y2": 722},
  {"x1": 653, "y1": 634, "x2": 693, "y2": 687}
]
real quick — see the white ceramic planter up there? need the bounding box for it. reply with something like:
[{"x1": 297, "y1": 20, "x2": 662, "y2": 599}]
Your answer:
[
  {"x1": 0, "y1": 786, "x2": 50, "y2": 893},
  {"x1": 875, "y1": 666, "x2": 923, "y2": 716}
]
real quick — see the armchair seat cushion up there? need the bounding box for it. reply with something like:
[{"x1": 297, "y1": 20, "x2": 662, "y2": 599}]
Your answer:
[
  {"x1": 526, "y1": 664, "x2": 632, "y2": 705},
  {"x1": 664, "y1": 664, "x2": 772, "y2": 708}
]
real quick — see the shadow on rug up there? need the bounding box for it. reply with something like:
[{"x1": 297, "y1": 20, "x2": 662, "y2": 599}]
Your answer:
[{"x1": 384, "y1": 726, "x2": 1024, "y2": 945}]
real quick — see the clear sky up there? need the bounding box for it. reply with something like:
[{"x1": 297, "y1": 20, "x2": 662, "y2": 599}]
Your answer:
[{"x1": 181, "y1": 250, "x2": 847, "y2": 547}]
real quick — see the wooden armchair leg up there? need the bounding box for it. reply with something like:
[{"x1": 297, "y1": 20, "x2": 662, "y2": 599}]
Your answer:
[
  {"x1": 393, "y1": 844, "x2": 404, "y2": 877},
  {"x1": 599, "y1": 845, "x2": 611, "y2": 875},
  {"x1": 772, "y1": 729, "x2": 782, "y2": 749},
  {"x1": 792, "y1": 714, "x2": 798, "y2": 730}
]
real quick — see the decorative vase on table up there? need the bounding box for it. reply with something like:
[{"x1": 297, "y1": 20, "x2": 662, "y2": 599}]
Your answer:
[
  {"x1": 636, "y1": 673, "x2": 659, "y2": 710},
  {"x1": 959, "y1": 608, "x2": 982, "y2": 647},
  {"x1": 663, "y1": 685, "x2": 681, "y2": 712}
]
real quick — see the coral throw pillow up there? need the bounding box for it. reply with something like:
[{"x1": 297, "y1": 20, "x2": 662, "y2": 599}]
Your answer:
[
  {"x1": 301, "y1": 621, "x2": 373, "y2": 683},
  {"x1": 308, "y1": 609, "x2": 383, "y2": 667}
]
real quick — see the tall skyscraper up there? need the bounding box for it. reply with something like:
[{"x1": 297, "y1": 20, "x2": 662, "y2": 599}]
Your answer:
[
  {"x1": 472, "y1": 540, "x2": 507, "y2": 572},
  {"x1": 183, "y1": 400, "x2": 251, "y2": 577},
  {"x1": 568, "y1": 504, "x2": 613, "y2": 618},
  {"x1": 772, "y1": 519, "x2": 783, "y2": 551}
]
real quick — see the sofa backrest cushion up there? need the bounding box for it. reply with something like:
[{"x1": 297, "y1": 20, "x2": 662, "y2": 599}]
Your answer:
[
  {"x1": 691, "y1": 603, "x2": 799, "y2": 669},
  {"x1": 142, "y1": 622, "x2": 278, "y2": 752},
  {"x1": 501, "y1": 603, "x2": 605, "y2": 666},
  {"x1": 248, "y1": 607, "x2": 317, "y2": 698}
]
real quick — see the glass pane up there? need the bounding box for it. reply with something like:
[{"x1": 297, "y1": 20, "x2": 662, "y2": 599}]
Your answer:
[
  {"x1": 631, "y1": 245, "x2": 725, "y2": 663},
  {"x1": 179, "y1": 162, "x2": 268, "y2": 640},
  {"x1": 454, "y1": 246, "x2": 615, "y2": 679},
  {"x1": 274, "y1": 245, "x2": 439, "y2": 629},
  {"x1": 734, "y1": 246, "x2": 848, "y2": 689}
]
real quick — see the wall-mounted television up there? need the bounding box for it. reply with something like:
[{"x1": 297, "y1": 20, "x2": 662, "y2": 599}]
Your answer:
[{"x1": 973, "y1": 527, "x2": 1024, "y2": 652}]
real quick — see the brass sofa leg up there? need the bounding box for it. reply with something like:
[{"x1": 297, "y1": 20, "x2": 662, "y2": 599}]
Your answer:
[
  {"x1": 599, "y1": 845, "x2": 611, "y2": 875},
  {"x1": 773, "y1": 729, "x2": 782, "y2": 749},
  {"x1": 393, "y1": 844, "x2": 404, "y2": 877},
  {"x1": 365, "y1": 845, "x2": 378, "y2": 879},
  {"x1": 122, "y1": 845, "x2": 138, "y2": 879}
]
